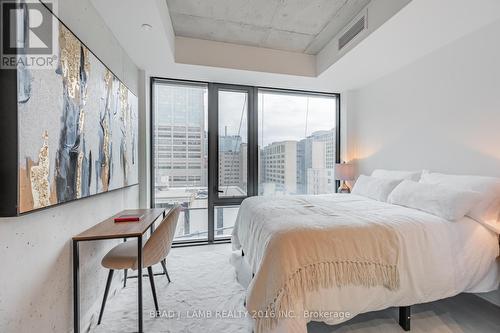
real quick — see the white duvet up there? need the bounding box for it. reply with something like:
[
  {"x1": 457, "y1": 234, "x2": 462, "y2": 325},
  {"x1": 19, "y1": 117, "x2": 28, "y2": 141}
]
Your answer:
[{"x1": 232, "y1": 194, "x2": 500, "y2": 333}]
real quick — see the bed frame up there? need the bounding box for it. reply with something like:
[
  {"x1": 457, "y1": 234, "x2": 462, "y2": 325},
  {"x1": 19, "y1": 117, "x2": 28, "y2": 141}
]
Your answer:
[
  {"x1": 399, "y1": 306, "x2": 411, "y2": 331},
  {"x1": 242, "y1": 250, "x2": 412, "y2": 331}
]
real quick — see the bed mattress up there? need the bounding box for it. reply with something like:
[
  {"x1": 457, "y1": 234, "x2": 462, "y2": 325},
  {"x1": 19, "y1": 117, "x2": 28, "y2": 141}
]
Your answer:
[{"x1": 232, "y1": 194, "x2": 499, "y2": 333}]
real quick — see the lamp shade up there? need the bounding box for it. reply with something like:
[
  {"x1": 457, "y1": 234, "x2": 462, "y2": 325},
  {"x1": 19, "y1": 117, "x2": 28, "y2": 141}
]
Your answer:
[{"x1": 335, "y1": 162, "x2": 354, "y2": 181}]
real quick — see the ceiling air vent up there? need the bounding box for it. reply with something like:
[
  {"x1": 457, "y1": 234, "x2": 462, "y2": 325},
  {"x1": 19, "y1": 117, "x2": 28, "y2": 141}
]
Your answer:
[{"x1": 338, "y1": 14, "x2": 366, "y2": 51}]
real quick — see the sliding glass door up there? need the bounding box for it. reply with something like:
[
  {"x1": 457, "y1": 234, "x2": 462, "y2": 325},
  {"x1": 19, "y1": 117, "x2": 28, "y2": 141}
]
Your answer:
[{"x1": 152, "y1": 78, "x2": 339, "y2": 244}]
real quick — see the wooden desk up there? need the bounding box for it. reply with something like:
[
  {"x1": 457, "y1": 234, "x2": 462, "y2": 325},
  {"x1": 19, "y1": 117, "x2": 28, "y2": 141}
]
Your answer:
[{"x1": 72, "y1": 208, "x2": 167, "y2": 333}]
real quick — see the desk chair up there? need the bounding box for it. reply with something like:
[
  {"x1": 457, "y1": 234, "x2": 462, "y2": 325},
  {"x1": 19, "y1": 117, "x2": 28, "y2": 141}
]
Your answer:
[{"x1": 97, "y1": 206, "x2": 180, "y2": 324}]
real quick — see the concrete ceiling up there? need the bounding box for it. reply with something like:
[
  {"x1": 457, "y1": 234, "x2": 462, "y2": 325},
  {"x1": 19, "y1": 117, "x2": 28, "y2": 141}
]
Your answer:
[
  {"x1": 166, "y1": 0, "x2": 371, "y2": 54},
  {"x1": 90, "y1": 0, "x2": 500, "y2": 92}
]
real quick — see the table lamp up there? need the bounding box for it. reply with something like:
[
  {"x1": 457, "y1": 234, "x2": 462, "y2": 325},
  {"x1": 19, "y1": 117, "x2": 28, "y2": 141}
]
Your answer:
[{"x1": 335, "y1": 162, "x2": 354, "y2": 193}]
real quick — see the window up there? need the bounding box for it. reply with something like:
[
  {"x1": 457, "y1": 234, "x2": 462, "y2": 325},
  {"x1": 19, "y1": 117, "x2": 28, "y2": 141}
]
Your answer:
[
  {"x1": 214, "y1": 206, "x2": 240, "y2": 239},
  {"x1": 152, "y1": 80, "x2": 209, "y2": 241},
  {"x1": 152, "y1": 79, "x2": 339, "y2": 244},
  {"x1": 258, "y1": 90, "x2": 338, "y2": 196},
  {"x1": 217, "y1": 90, "x2": 248, "y2": 198}
]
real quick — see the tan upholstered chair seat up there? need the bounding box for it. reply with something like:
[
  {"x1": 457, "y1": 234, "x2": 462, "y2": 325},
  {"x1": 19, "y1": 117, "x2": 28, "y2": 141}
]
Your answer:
[
  {"x1": 98, "y1": 206, "x2": 180, "y2": 325},
  {"x1": 101, "y1": 240, "x2": 140, "y2": 270},
  {"x1": 101, "y1": 207, "x2": 180, "y2": 271}
]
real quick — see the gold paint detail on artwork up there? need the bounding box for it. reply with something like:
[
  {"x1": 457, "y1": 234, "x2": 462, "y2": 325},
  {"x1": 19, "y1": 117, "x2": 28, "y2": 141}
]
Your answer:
[
  {"x1": 119, "y1": 83, "x2": 130, "y2": 184},
  {"x1": 77, "y1": 106, "x2": 85, "y2": 135},
  {"x1": 59, "y1": 25, "x2": 82, "y2": 100},
  {"x1": 104, "y1": 69, "x2": 113, "y2": 91},
  {"x1": 100, "y1": 69, "x2": 114, "y2": 191},
  {"x1": 119, "y1": 83, "x2": 129, "y2": 126},
  {"x1": 101, "y1": 117, "x2": 110, "y2": 192},
  {"x1": 75, "y1": 152, "x2": 84, "y2": 199},
  {"x1": 30, "y1": 131, "x2": 51, "y2": 209},
  {"x1": 59, "y1": 24, "x2": 90, "y2": 199},
  {"x1": 81, "y1": 47, "x2": 90, "y2": 105},
  {"x1": 76, "y1": 107, "x2": 86, "y2": 199}
]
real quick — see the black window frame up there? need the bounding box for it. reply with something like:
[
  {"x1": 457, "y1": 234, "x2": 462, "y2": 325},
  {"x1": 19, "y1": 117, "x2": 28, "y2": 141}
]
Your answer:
[{"x1": 150, "y1": 77, "x2": 341, "y2": 246}]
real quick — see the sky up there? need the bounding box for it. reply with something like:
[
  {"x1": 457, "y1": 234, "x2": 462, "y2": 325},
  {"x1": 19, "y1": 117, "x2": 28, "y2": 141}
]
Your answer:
[
  {"x1": 219, "y1": 90, "x2": 337, "y2": 147},
  {"x1": 156, "y1": 83, "x2": 337, "y2": 147}
]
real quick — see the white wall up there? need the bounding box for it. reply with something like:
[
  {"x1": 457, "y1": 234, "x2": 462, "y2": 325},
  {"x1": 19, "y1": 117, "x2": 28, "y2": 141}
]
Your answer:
[
  {"x1": 0, "y1": 1, "x2": 140, "y2": 332},
  {"x1": 175, "y1": 37, "x2": 316, "y2": 77},
  {"x1": 346, "y1": 18, "x2": 500, "y2": 178}
]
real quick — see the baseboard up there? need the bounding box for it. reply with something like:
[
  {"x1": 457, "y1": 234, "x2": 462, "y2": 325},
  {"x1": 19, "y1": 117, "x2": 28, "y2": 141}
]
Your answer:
[{"x1": 475, "y1": 288, "x2": 500, "y2": 307}]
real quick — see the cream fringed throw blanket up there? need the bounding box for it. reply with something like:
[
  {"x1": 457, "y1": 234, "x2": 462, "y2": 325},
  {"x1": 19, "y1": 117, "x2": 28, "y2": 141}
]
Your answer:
[{"x1": 232, "y1": 195, "x2": 401, "y2": 333}]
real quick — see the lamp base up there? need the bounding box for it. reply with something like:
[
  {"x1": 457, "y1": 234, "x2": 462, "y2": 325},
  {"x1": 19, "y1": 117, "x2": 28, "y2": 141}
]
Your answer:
[{"x1": 338, "y1": 181, "x2": 351, "y2": 193}]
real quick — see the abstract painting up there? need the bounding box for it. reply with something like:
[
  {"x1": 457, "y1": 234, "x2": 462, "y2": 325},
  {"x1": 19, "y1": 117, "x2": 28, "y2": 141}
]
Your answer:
[{"x1": 16, "y1": 10, "x2": 138, "y2": 213}]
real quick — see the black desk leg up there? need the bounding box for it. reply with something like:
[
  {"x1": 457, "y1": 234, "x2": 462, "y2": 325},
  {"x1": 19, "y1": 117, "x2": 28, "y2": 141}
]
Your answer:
[
  {"x1": 73, "y1": 240, "x2": 80, "y2": 333},
  {"x1": 123, "y1": 238, "x2": 128, "y2": 287},
  {"x1": 137, "y1": 235, "x2": 143, "y2": 333},
  {"x1": 399, "y1": 306, "x2": 411, "y2": 331}
]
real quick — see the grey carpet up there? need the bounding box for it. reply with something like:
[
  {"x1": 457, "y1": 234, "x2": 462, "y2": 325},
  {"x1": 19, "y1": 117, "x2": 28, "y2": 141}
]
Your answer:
[{"x1": 91, "y1": 243, "x2": 500, "y2": 333}]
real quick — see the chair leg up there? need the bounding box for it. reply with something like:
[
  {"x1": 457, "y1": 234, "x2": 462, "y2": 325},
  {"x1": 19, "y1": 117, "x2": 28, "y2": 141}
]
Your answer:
[
  {"x1": 147, "y1": 266, "x2": 159, "y2": 314},
  {"x1": 161, "y1": 259, "x2": 171, "y2": 283},
  {"x1": 98, "y1": 269, "x2": 114, "y2": 325}
]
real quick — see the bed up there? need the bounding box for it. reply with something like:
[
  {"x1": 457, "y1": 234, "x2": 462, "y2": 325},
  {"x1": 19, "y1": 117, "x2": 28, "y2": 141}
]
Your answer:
[{"x1": 232, "y1": 193, "x2": 499, "y2": 333}]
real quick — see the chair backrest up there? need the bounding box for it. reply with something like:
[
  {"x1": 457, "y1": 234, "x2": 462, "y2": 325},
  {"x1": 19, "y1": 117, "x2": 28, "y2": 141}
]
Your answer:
[{"x1": 142, "y1": 206, "x2": 180, "y2": 268}]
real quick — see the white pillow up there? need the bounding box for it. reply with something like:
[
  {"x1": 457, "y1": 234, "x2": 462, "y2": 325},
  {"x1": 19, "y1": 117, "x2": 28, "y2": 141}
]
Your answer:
[
  {"x1": 371, "y1": 169, "x2": 422, "y2": 181},
  {"x1": 388, "y1": 180, "x2": 482, "y2": 221},
  {"x1": 352, "y1": 175, "x2": 403, "y2": 202},
  {"x1": 420, "y1": 171, "x2": 500, "y2": 225}
]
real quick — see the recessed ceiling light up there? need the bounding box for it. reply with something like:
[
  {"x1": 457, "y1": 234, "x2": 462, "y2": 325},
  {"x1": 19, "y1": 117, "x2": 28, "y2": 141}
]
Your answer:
[{"x1": 141, "y1": 24, "x2": 152, "y2": 31}]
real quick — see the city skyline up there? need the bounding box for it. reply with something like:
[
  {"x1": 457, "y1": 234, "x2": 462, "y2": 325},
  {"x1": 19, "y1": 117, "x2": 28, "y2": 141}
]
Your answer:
[
  {"x1": 220, "y1": 90, "x2": 336, "y2": 146},
  {"x1": 152, "y1": 83, "x2": 337, "y2": 239},
  {"x1": 153, "y1": 84, "x2": 337, "y2": 192}
]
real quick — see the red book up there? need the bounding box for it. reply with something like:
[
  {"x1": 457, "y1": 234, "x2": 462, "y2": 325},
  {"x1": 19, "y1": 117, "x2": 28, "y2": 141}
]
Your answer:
[{"x1": 114, "y1": 214, "x2": 144, "y2": 223}]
